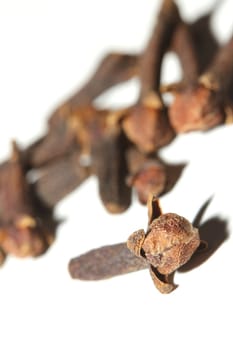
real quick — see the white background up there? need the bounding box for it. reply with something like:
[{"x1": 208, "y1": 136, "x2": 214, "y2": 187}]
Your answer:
[{"x1": 0, "y1": 0, "x2": 233, "y2": 349}]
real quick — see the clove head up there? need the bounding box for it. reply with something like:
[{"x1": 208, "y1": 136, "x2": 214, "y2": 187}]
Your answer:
[
  {"x1": 169, "y1": 84, "x2": 226, "y2": 133},
  {"x1": 142, "y1": 213, "x2": 200, "y2": 274},
  {"x1": 127, "y1": 212, "x2": 200, "y2": 275}
]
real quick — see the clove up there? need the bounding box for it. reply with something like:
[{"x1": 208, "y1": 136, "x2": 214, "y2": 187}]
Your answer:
[
  {"x1": 0, "y1": 142, "x2": 57, "y2": 259},
  {"x1": 121, "y1": 0, "x2": 178, "y2": 154},
  {"x1": 126, "y1": 147, "x2": 167, "y2": 205},
  {"x1": 69, "y1": 196, "x2": 205, "y2": 293},
  {"x1": 69, "y1": 243, "x2": 147, "y2": 280},
  {"x1": 167, "y1": 29, "x2": 233, "y2": 132}
]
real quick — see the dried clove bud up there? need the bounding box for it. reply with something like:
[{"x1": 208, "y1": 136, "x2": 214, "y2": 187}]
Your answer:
[
  {"x1": 127, "y1": 195, "x2": 201, "y2": 293},
  {"x1": 0, "y1": 142, "x2": 57, "y2": 258},
  {"x1": 171, "y1": 22, "x2": 199, "y2": 85},
  {"x1": 121, "y1": 0, "x2": 178, "y2": 153}
]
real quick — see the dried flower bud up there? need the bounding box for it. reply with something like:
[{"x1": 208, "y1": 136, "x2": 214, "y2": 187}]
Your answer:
[
  {"x1": 0, "y1": 142, "x2": 57, "y2": 258},
  {"x1": 127, "y1": 196, "x2": 201, "y2": 293},
  {"x1": 142, "y1": 213, "x2": 200, "y2": 274}
]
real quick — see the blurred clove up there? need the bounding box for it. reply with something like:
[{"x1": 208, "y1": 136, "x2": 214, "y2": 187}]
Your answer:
[
  {"x1": 121, "y1": 0, "x2": 178, "y2": 153},
  {"x1": 69, "y1": 196, "x2": 206, "y2": 293},
  {"x1": 168, "y1": 28, "x2": 233, "y2": 132},
  {"x1": 0, "y1": 142, "x2": 57, "y2": 259}
]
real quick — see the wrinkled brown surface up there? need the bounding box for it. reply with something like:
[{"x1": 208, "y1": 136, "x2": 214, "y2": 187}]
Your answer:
[
  {"x1": 143, "y1": 213, "x2": 200, "y2": 274},
  {"x1": 126, "y1": 197, "x2": 201, "y2": 293},
  {"x1": 169, "y1": 33, "x2": 233, "y2": 133},
  {"x1": 69, "y1": 243, "x2": 147, "y2": 280}
]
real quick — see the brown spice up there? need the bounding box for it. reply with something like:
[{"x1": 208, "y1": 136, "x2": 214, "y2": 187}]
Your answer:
[
  {"x1": 168, "y1": 33, "x2": 233, "y2": 132},
  {"x1": 92, "y1": 114, "x2": 131, "y2": 214},
  {"x1": 0, "y1": 142, "x2": 57, "y2": 259},
  {"x1": 121, "y1": 0, "x2": 178, "y2": 153},
  {"x1": 127, "y1": 195, "x2": 201, "y2": 293},
  {"x1": 33, "y1": 150, "x2": 91, "y2": 208},
  {"x1": 171, "y1": 22, "x2": 199, "y2": 85},
  {"x1": 69, "y1": 196, "x2": 204, "y2": 294}
]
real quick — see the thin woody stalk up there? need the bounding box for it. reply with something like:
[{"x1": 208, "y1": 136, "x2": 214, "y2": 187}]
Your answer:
[
  {"x1": 122, "y1": 0, "x2": 179, "y2": 154},
  {"x1": 139, "y1": 0, "x2": 180, "y2": 98}
]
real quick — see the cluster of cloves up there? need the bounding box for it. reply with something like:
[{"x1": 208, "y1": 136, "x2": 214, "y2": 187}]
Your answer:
[{"x1": 1, "y1": 0, "x2": 232, "y2": 291}]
